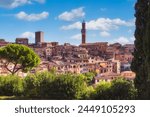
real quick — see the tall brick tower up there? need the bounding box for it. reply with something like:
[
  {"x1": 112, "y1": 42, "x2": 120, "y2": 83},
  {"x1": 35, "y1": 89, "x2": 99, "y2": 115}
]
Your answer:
[
  {"x1": 81, "y1": 20, "x2": 86, "y2": 44},
  {"x1": 35, "y1": 31, "x2": 44, "y2": 45}
]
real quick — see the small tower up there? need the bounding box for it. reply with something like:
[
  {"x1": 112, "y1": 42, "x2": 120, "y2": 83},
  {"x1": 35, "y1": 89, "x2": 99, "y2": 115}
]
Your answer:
[
  {"x1": 81, "y1": 20, "x2": 86, "y2": 44},
  {"x1": 35, "y1": 31, "x2": 44, "y2": 45}
]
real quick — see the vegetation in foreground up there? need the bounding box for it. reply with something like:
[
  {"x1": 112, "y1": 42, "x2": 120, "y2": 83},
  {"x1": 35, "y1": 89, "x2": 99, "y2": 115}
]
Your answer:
[
  {"x1": 0, "y1": 71, "x2": 137, "y2": 100},
  {"x1": 131, "y1": 0, "x2": 150, "y2": 99}
]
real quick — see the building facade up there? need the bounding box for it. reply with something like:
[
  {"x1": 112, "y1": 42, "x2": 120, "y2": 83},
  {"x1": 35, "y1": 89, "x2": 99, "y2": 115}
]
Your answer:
[{"x1": 35, "y1": 31, "x2": 44, "y2": 45}]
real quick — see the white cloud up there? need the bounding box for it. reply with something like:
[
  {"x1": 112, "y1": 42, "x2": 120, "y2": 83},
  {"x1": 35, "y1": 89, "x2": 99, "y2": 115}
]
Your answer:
[
  {"x1": 100, "y1": 31, "x2": 110, "y2": 37},
  {"x1": 58, "y1": 7, "x2": 85, "y2": 21},
  {"x1": 111, "y1": 36, "x2": 135, "y2": 45},
  {"x1": 16, "y1": 11, "x2": 49, "y2": 21},
  {"x1": 20, "y1": 31, "x2": 35, "y2": 39},
  {"x1": 130, "y1": 36, "x2": 135, "y2": 43},
  {"x1": 10, "y1": 0, "x2": 31, "y2": 8},
  {"x1": 71, "y1": 34, "x2": 81, "y2": 40},
  {"x1": 61, "y1": 18, "x2": 134, "y2": 31},
  {"x1": 130, "y1": 36, "x2": 135, "y2": 41},
  {"x1": 114, "y1": 36, "x2": 130, "y2": 45},
  {"x1": 87, "y1": 18, "x2": 134, "y2": 31},
  {"x1": 61, "y1": 21, "x2": 81, "y2": 30},
  {"x1": 0, "y1": 0, "x2": 45, "y2": 8}
]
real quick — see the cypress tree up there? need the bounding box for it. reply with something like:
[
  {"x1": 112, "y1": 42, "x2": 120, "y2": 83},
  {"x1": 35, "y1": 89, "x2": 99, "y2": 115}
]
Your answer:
[
  {"x1": 131, "y1": 0, "x2": 149, "y2": 99},
  {"x1": 144, "y1": 1, "x2": 150, "y2": 98}
]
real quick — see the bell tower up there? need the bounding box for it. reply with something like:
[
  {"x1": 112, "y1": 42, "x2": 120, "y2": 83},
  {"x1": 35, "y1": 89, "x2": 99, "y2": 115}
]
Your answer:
[{"x1": 81, "y1": 20, "x2": 86, "y2": 44}]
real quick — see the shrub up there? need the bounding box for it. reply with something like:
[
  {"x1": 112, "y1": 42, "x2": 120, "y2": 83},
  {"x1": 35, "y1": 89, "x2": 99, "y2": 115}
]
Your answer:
[
  {"x1": 0, "y1": 75, "x2": 23, "y2": 96},
  {"x1": 111, "y1": 78, "x2": 137, "y2": 100},
  {"x1": 93, "y1": 78, "x2": 137, "y2": 100},
  {"x1": 83, "y1": 72, "x2": 95, "y2": 85},
  {"x1": 23, "y1": 72, "x2": 87, "y2": 99},
  {"x1": 82, "y1": 86, "x2": 95, "y2": 100},
  {"x1": 94, "y1": 81, "x2": 112, "y2": 100},
  {"x1": 23, "y1": 72, "x2": 55, "y2": 98}
]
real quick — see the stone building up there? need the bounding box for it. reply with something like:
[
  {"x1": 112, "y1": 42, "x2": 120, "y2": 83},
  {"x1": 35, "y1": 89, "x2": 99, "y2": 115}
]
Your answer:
[
  {"x1": 0, "y1": 39, "x2": 9, "y2": 47},
  {"x1": 35, "y1": 31, "x2": 44, "y2": 45},
  {"x1": 16, "y1": 38, "x2": 29, "y2": 45},
  {"x1": 80, "y1": 42, "x2": 108, "y2": 57}
]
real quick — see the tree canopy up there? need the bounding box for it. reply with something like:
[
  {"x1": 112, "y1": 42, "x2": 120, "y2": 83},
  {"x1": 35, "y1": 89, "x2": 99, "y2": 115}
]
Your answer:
[
  {"x1": 131, "y1": 0, "x2": 150, "y2": 99},
  {"x1": 23, "y1": 72, "x2": 87, "y2": 99},
  {"x1": 94, "y1": 78, "x2": 137, "y2": 100},
  {"x1": 0, "y1": 44, "x2": 40, "y2": 75}
]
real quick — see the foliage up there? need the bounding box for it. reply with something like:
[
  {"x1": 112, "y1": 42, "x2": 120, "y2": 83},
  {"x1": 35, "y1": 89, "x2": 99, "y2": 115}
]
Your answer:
[
  {"x1": 111, "y1": 79, "x2": 137, "y2": 100},
  {"x1": 131, "y1": 0, "x2": 150, "y2": 99},
  {"x1": 23, "y1": 72, "x2": 87, "y2": 99},
  {"x1": 94, "y1": 78, "x2": 137, "y2": 100},
  {"x1": 0, "y1": 72, "x2": 137, "y2": 100},
  {"x1": 83, "y1": 72, "x2": 95, "y2": 85},
  {"x1": 51, "y1": 74, "x2": 87, "y2": 99},
  {"x1": 143, "y1": 4, "x2": 150, "y2": 98},
  {"x1": 0, "y1": 44, "x2": 40, "y2": 75},
  {"x1": 94, "y1": 81, "x2": 112, "y2": 100},
  {"x1": 23, "y1": 72, "x2": 54, "y2": 98},
  {"x1": 82, "y1": 86, "x2": 95, "y2": 100},
  {"x1": 23, "y1": 74, "x2": 38, "y2": 98},
  {"x1": 0, "y1": 75, "x2": 24, "y2": 96}
]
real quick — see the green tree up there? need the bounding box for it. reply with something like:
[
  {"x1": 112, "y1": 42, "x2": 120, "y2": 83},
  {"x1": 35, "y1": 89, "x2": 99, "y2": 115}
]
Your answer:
[
  {"x1": 23, "y1": 72, "x2": 87, "y2": 99},
  {"x1": 83, "y1": 72, "x2": 95, "y2": 85},
  {"x1": 94, "y1": 79, "x2": 137, "y2": 100},
  {"x1": 50, "y1": 74, "x2": 87, "y2": 99},
  {"x1": 0, "y1": 75, "x2": 24, "y2": 96},
  {"x1": 131, "y1": 0, "x2": 150, "y2": 99},
  {"x1": 111, "y1": 78, "x2": 137, "y2": 100},
  {"x1": 0, "y1": 44, "x2": 40, "y2": 75},
  {"x1": 144, "y1": 3, "x2": 150, "y2": 98},
  {"x1": 82, "y1": 86, "x2": 95, "y2": 100},
  {"x1": 94, "y1": 81, "x2": 112, "y2": 100}
]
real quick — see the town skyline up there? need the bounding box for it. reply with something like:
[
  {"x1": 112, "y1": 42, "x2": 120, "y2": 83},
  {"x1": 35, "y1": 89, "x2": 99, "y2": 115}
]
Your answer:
[
  {"x1": 0, "y1": 21, "x2": 135, "y2": 80},
  {"x1": 0, "y1": 4, "x2": 136, "y2": 89},
  {"x1": 0, "y1": 0, "x2": 136, "y2": 45}
]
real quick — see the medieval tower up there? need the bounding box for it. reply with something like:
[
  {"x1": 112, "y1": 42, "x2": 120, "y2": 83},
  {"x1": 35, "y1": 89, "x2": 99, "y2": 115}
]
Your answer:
[{"x1": 81, "y1": 20, "x2": 86, "y2": 44}]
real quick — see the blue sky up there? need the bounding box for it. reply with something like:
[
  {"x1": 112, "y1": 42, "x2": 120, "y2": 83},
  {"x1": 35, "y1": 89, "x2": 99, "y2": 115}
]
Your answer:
[{"x1": 0, "y1": 0, "x2": 136, "y2": 45}]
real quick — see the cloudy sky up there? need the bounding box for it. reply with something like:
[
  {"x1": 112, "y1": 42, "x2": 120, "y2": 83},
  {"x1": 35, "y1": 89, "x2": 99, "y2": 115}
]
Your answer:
[{"x1": 0, "y1": 0, "x2": 136, "y2": 45}]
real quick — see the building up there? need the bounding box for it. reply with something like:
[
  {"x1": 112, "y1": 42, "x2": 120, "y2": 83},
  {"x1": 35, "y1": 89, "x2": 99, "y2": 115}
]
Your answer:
[
  {"x1": 115, "y1": 53, "x2": 133, "y2": 63},
  {"x1": 0, "y1": 39, "x2": 9, "y2": 47},
  {"x1": 16, "y1": 38, "x2": 29, "y2": 45},
  {"x1": 51, "y1": 42, "x2": 59, "y2": 46},
  {"x1": 80, "y1": 21, "x2": 108, "y2": 57},
  {"x1": 81, "y1": 20, "x2": 86, "y2": 44},
  {"x1": 80, "y1": 42, "x2": 108, "y2": 56},
  {"x1": 0, "y1": 23, "x2": 135, "y2": 81},
  {"x1": 35, "y1": 31, "x2": 44, "y2": 45},
  {"x1": 121, "y1": 71, "x2": 135, "y2": 80},
  {"x1": 123, "y1": 44, "x2": 135, "y2": 53},
  {"x1": 94, "y1": 72, "x2": 120, "y2": 84}
]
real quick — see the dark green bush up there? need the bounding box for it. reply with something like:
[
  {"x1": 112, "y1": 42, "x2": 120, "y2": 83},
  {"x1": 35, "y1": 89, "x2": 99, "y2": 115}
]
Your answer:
[
  {"x1": 0, "y1": 73, "x2": 137, "y2": 100},
  {"x1": 82, "y1": 86, "x2": 95, "y2": 100},
  {"x1": 46, "y1": 74, "x2": 87, "y2": 99},
  {"x1": 94, "y1": 81, "x2": 112, "y2": 100},
  {"x1": 83, "y1": 72, "x2": 95, "y2": 85},
  {"x1": 23, "y1": 72, "x2": 87, "y2": 99},
  {"x1": 23, "y1": 72, "x2": 55, "y2": 98},
  {"x1": 93, "y1": 78, "x2": 137, "y2": 100},
  {"x1": 23, "y1": 74, "x2": 38, "y2": 98},
  {"x1": 111, "y1": 78, "x2": 137, "y2": 100},
  {"x1": 0, "y1": 75, "x2": 23, "y2": 96}
]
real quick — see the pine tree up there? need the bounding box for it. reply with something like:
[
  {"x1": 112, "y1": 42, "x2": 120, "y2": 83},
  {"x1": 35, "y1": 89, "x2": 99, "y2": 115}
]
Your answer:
[{"x1": 131, "y1": 0, "x2": 149, "y2": 99}]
